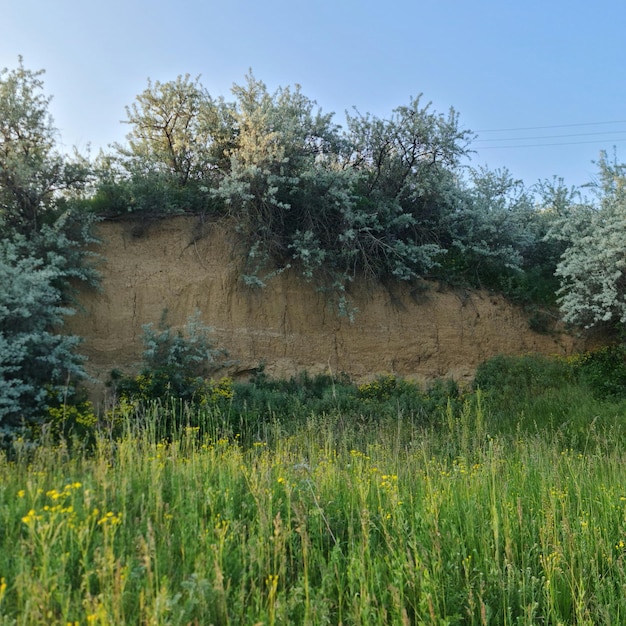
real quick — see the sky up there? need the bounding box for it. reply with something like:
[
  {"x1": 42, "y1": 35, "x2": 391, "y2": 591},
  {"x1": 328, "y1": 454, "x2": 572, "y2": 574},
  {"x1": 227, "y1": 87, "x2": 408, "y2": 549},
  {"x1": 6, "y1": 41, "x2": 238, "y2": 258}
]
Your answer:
[{"x1": 3, "y1": 0, "x2": 626, "y2": 192}]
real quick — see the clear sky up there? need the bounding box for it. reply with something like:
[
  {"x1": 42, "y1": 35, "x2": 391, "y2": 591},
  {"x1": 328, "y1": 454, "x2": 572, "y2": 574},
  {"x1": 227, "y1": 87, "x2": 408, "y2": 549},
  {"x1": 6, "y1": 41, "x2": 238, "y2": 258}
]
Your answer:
[{"x1": 3, "y1": 0, "x2": 626, "y2": 191}]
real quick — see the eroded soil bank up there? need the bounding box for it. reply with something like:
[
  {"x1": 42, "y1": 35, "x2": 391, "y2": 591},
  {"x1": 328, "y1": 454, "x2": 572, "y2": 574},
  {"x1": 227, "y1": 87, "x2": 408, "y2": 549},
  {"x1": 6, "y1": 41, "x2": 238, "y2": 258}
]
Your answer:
[{"x1": 67, "y1": 216, "x2": 583, "y2": 399}]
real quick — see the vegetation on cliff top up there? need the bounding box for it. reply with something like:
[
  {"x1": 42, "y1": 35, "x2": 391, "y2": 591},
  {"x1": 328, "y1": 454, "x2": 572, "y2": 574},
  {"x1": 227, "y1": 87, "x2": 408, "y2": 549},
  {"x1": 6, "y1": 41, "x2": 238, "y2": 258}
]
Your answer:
[
  {"x1": 93, "y1": 72, "x2": 559, "y2": 312},
  {"x1": 88, "y1": 71, "x2": 626, "y2": 331}
]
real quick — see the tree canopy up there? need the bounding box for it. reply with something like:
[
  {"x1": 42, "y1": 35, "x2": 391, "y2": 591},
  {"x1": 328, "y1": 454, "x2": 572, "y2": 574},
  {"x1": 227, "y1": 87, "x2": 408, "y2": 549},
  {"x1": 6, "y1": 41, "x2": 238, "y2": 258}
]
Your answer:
[
  {"x1": 0, "y1": 58, "x2": 97, "y2": 435},
  {"x1": 551, "y1": 154, "x2": 626, "y2": 329},
  {"x1": 0, "y1": 57, "x2": 90, "y2": 233}
]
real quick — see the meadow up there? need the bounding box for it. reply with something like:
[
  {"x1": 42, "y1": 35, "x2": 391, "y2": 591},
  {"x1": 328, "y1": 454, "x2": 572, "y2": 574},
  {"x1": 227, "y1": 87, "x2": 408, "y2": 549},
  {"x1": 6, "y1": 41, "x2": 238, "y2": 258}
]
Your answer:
[{"x1": 2, "y1": 356, "x2": 626, "y2": 625}]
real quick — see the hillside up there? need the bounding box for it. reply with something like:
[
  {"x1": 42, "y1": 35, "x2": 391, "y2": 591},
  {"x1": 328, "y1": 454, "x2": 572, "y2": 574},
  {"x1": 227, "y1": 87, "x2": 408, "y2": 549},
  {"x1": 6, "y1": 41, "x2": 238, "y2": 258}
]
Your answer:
[{"x1": 67, "y1": 216, "x2": 582, "y2": 395}]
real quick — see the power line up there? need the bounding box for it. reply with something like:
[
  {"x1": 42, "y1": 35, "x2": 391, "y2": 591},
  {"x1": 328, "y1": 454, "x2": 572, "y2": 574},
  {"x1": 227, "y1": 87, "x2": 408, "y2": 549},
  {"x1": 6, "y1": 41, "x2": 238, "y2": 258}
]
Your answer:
[
  {"x1": 477, "y1": 138, "x2": 626, "y2": 149},
  {"x1": 475, "y1": 120, "x2": 626, "y2": 133},
  {"x1": 475, "y1": 130, "x2": 626, "y2": 143}
]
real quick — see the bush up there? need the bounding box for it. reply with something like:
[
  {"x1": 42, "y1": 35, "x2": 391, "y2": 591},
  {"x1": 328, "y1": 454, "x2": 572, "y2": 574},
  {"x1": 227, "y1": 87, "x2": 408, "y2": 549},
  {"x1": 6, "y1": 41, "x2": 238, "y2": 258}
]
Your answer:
[
  {"x1": 0, "y1": 234, "x2": 92, "y2": 435},
  {"x1": 570, "y1": 345, "x2": 626, "y2": 398},
  {"x1": 473, "y1": 353, "x2": 575, "y2": 397},
  {"x1": 109, "y1": 311, "x2": 231, "y2": 436},
  {"x1": 474, "y1": 348, "x2": 626, "y2": 402},
  {"x1": 227, "y1": 372, "x2": 461, "y2": 440},
  {"x1": 0, "y1": 59, "x2": 100, "y2": 443}
]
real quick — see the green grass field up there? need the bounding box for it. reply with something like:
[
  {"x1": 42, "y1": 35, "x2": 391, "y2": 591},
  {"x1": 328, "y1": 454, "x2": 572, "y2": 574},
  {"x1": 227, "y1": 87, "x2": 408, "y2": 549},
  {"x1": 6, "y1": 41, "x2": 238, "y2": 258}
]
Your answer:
[{"x1": 3, "y1": 366, "x2": 626, "y2": 624}]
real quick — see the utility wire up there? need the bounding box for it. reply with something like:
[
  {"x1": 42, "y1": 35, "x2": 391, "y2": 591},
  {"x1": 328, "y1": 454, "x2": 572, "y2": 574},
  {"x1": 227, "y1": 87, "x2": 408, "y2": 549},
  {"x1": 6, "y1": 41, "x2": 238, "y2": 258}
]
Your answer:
[
  {"x1": 477, "y1": 138, "x2": 626, "y2": 149},
  {"x1": 474, "y1": 130, "x2": 626, "y2": 143},
  {"x1": 473, "y1": 120, "x2": 626, "y2": 148},
  {"x1": 476, "y1": 120, "x2": 626, "y2": 133}
]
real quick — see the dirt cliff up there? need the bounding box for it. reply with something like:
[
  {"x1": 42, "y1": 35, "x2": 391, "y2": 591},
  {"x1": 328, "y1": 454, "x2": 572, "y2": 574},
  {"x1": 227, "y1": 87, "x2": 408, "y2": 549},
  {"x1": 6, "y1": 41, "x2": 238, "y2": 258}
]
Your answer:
[{"x1": 67, "y1": 216, "x2": 581, "y2": 395}]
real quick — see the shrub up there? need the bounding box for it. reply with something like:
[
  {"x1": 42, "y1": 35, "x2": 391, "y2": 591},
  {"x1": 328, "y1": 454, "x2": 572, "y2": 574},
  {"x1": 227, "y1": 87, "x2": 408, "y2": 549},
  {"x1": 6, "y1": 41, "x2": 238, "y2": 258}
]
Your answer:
[
  {"x1": 229, "y1": 372, "x2": 461, "y2": 437},
  {"x1": 570, "y1": 345, "x2": 626, "y2": 398},
  {"x1": 473, "y1": 353, "x2": 575, "y2": 397},
  {"x1": 109, "y1": 311, "x2": 231, "y2": 436},
  {"x1": 474, "y1": 348, "x2": 626, "y2": 402},
  {"x1": 0, "y1": 59, "x2": 99, "y2": 441},
  {"x1": 0, "y1": 236, "x2": 91, "y2": 435},
  {"x1": 45, "y1": 400, "x2": 98, "y2": 447}
]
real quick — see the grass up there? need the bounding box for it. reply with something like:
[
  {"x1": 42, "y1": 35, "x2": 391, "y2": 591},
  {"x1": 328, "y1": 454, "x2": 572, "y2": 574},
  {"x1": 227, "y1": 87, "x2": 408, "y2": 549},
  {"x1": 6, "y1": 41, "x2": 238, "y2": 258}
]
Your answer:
[{"x1": 3, "y1": 386, "x2": 626, "y2": 625}]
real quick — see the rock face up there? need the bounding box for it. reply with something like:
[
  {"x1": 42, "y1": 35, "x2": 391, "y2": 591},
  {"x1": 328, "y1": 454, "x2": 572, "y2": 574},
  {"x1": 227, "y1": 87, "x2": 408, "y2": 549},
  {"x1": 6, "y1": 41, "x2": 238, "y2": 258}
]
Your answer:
[{"x1": 67, "y1": 216, "x2": 580, "y2": 395}]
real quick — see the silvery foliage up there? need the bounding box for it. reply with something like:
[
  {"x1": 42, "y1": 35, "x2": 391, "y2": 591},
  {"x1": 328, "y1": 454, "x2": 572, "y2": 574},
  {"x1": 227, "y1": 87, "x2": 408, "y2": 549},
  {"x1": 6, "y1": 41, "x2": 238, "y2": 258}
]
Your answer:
[
  {"x1": 97, "y1": 74, "x2": 236, "y2": 216},
  {"x1": 0, "y1": 57, "x2": 91, "y2": 233},
  {"x1": 118, "y1": 74, "x2": 218, "y2": 184},
  {"x1": 0, "y1": 234, "x2": 86, "y2": 428},
  {"x1": 448, "y1": 167, "x2": 536, "y2": 272},
  {"x1": 115, "y1": 72, "x2": 557, "y2": 310},
  {"x1": 115, "y1": 72, "x2": 475, "y2": 299},
  {"x1": 141, "y1": 310, "x2": 226, "y2": 378},
  {"x1": 0, "y1": 59, "x2": 97, "y2": 431},
  {"x1": 551, "y1": 154, "x2": 626, "y2": 329},
  {"x1": 341, "y1": 96, "x2": 472, "y2": 279},
  {"x1": 212, "y1": 76, "x2": 473, "y2": 306}
]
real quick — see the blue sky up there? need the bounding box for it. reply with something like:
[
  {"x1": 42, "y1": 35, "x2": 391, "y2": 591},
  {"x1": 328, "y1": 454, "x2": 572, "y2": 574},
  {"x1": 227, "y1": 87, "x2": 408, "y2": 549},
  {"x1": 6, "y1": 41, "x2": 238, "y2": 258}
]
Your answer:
[{"x1": 3, "y1": 0, "x2": 626, "y2": 191}]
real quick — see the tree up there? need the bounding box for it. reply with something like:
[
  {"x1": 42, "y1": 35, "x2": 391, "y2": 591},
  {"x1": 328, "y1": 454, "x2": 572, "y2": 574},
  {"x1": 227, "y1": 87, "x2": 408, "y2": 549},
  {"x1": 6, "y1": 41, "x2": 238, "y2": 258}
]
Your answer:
[
  {"x1": 436, "y1": 167, "x2": 537, "y2": 289},
  {"x1": 0, "y1": 58, "x2": 97, "y2": 436},
  {"x1": 0, "y1": 57, "x2": 90, "y2": 233},
  {"x1": 98, "y1": 74, "x2": 235, "y2": 216},
  {"x1": 105, "y1": 71, "x2": 565, "y2": 313},
  {"x1": 215, "y1": 73, "x2": 350, "y2": 280},
  {"x1": 334, "y1": 97, "x2": 472, "y2": 283},
  {"x1": 0, "y1": 236, "x2": 86, "y2": 431},
  {"x1": 553, "y1": 154, "x2": 626, "y2": 329},
  {"x1": 117, "y1": 74, "x2": 234, "y2": 184},
  {"x1": 215, "y1": 78, "x2": 474, "y2": 303}
]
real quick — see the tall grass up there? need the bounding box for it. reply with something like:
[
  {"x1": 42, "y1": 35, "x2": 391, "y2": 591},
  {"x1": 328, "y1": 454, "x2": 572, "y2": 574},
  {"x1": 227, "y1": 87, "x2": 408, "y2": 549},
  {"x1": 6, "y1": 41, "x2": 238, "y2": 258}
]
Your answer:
[{"x1": 3, "y1": 390, "x2": 626, "y2": 624}]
